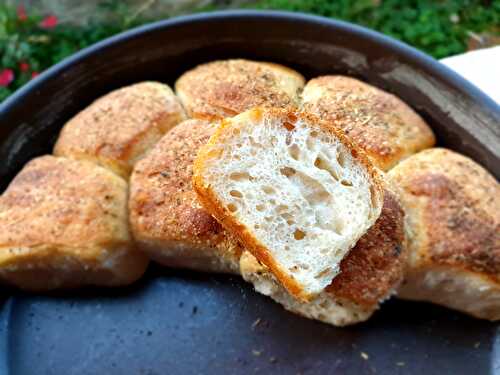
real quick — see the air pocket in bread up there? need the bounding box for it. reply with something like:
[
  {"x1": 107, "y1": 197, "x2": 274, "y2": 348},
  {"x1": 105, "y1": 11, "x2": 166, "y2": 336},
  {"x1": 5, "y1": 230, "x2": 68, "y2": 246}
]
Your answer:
[{"x1": 240, "y1": 188, "x2": 406, "y2": 326}]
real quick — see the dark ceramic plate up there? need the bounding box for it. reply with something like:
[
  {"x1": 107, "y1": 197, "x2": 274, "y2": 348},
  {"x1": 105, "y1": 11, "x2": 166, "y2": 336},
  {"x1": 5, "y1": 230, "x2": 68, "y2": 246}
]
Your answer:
[{"x1": 0, "y1": 10, "x2": 499, "y2": 375}]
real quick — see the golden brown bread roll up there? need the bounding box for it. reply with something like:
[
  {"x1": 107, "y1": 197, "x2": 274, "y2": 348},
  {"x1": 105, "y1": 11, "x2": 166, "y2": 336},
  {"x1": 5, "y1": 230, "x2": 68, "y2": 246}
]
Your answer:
[
  {"x1": 54, "y1": 82, "x2": 186, "y2": 178},
  {"x1": 192, "y1": 107, "x2": 385, "y2": 301},
  {"x1": 129, "y1": 119, "x2": 242, "y2": 273},
  {"x1": 388, "y1": 148, "x2": 500, "y2": 320},
  {"x1": 240, "y1": 188, "x2": 406, "y2": 326},
  {"x1": 0, "y1": 156, "x2": 148, "y2": 291},
  {"x1": 175, "y1": 59, "x2": 305, "y2": 120},
  {"x1": 302, "y1": 76, "x2": 436, "y2": 171}
]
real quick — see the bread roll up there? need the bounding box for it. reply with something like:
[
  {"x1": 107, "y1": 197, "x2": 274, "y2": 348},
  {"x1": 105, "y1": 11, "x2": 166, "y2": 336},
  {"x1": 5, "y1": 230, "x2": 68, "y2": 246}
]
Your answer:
[
  {"x1": 129, "y1": 119, "x2": 242, "y2": 273},
  {"x1": 302, "y1": 76, "x2": 435, "y2": 171},
  {"x1": 0, "y1": 156, "x2": 148, "y2": 291},
  {"x1": 240, "y1": 188, "x2": 406, "y2": 326},
  {"x1": 54, "y1": 82, "x2": 186, "y2": 177},
  {"x1": 175, "y1": 59, "x2": 305, "y2": 120},
  {"x1": 388, "y1": 148, "x2": 500, "y2": 320},
  {"x1": 193, "y1": 107, "x2": 384, "y2": 301}
]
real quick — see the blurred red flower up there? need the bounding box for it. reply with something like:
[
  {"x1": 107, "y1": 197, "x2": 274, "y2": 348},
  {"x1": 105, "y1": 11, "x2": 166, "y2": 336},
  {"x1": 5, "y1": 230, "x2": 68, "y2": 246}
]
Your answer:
[
  {"x1": 19, "y1": 62, "x2": 30, "y2": 72},
  {"x1": 17, "y1": 5, "x2": 27, "y2": 21},
  {"x1": 40, "y1": 15, "x2": 58, "y2": 29},
  {"x1": 0, "y1": 69, "x2": 15, "y2": 87},
  {"x1": 31, "y1": 72, "x2": 40, "y2": 79}
]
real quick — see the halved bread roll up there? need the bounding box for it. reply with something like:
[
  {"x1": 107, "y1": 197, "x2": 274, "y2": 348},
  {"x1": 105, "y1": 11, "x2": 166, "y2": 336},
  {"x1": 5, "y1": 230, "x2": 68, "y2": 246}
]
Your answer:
[
  {"x1": 175, "y1": 59, "x2": 305, "y2": 120},
  {"x1": 54, "y1": 82, "x2": 186, "y2": 177},
  {"x1": 0, "y1": 156, "x2": 148, "y2": 291},
  {"x1": 302, "y1": 76, "x2": 435, "y2": 171},
  {"x1": 129, "y1": 119, "x2": 242, "y2": 273},
  {"x1": 388, "y1": 148, "x2": 500, "y2": 320},
  {"x1": 193, "y1": 107, "x2": 384, "y2": 301},
  {"x1": 240, "y1": 188, "x2": 406, "y2": 326}
]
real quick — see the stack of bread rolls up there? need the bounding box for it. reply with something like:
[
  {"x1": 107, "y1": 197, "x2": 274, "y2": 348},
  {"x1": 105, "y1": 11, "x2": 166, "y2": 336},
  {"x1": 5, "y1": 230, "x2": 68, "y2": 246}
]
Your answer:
[{"x1": 0, "y1": 59, "x2": 498, "y2": 325}]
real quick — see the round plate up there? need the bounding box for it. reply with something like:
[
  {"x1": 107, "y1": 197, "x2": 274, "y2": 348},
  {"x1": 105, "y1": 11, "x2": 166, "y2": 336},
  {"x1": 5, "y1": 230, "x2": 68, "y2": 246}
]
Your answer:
[{"x1": 1, "y1": 10, "x2": 499, "y2": 375}]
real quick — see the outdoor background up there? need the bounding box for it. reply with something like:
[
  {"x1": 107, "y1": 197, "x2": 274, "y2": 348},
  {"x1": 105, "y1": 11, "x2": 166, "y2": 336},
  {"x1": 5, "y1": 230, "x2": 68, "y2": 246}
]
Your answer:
[{"x1": 1, "y1": 0, "x2": 499, "y2": 102}]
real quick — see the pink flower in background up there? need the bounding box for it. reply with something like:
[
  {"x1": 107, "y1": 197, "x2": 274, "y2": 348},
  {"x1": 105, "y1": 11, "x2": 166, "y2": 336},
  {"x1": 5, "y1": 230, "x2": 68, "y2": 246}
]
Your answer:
[
  {"x1": 0, "y1": 69, "x2": 15, "y2": 87},
  {"x1": 19, "y1": 62, "x2": 30, "y2": 72},
  {"x1": 31, "y1": 72, "x2": 39, "y2": 79},
  {"x1": 40, "y1": 15, "x2": 58, "y2": 29},
  {"x1": 17, "y1": 5, "x2": 27, "y2": 21}
]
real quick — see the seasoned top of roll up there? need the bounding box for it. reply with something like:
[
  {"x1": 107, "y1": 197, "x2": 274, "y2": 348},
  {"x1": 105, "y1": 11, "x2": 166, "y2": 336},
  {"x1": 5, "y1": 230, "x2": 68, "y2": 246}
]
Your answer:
[
  {"x1": 302, "y1": 75, "x2": 435, "y2": 171},
  {"x1": 175, "y1": 59, "x2": 305, "y2": 120},
  {"x1": 389, "y1": 148, "x2": 500, "y2": 280},
  {"x1": 54, "y1": 81, "x2": 186, "y2": 177}
]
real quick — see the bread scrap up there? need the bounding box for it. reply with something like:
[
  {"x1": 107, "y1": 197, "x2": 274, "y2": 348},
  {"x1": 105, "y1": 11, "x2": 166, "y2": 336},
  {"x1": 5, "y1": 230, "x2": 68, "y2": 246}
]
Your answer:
[
  {"x1": 193, "y1": 107, "x2": 384, "y2": 301},
  {"x1": 302, "y1": 76, "x2": 435, "y2": 171},
  {"x1": 240, "y1": 188, "x2": 406, "y2": 326},
  {"x1": 129, "y1": 119, "x2": 242, "y2": 273},
  {"x1": 388, "y1": 148, "x2": 500, "y2": 320},
  {"x1": 175, "y1": 59, "x2": 305, "y2": 120},
  {"x1": 54, "y1": 81, "x2": 186, "y2": 177},
  {"x1": 0, "y1": 156, "x2": 148, "y2": 291}
]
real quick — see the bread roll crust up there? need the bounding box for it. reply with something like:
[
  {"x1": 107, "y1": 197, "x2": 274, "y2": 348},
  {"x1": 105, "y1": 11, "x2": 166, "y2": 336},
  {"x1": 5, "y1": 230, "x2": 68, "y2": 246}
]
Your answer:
[
  {"x1": 129, "y1": 119, "x2": 242, "y2": 273},
  {"x1": 193, "y1": 107, "x2": 384, "y2": 301},
  {"x1": 175, "y1": 59, "x2": 305, "y2": 120},
  {"x1": 54, "y1": 81, "x2": 186, "y2": 177},
  {"x1": 0, "y1": 156, "x2": 148, "y2": 290},
  {"x1": 302, "y1": 76, "x2": 435, "y2": 171},
  {"x1": 389, "y1": 148, "x2": 500, "y2": 319}
]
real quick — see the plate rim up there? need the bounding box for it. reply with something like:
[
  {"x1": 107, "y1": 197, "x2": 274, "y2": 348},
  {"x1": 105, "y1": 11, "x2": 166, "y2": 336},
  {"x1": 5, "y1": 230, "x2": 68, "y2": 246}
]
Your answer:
[{"x1": 1, "y1": 10, "x2": 499, "y2": 118}]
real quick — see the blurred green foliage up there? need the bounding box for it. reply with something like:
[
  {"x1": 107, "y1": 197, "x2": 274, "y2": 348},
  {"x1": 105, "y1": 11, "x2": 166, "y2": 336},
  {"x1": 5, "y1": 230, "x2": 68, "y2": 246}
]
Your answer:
[
  {"x1": 0, "y1": 0, "x2": 499, "y2": 102},
  {"x1": 249, "y1": 0, "x2": 500, "y2": 58},
  {"x1": 0, "y1": 2, "x2": 136, "y2": 101}
]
